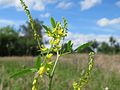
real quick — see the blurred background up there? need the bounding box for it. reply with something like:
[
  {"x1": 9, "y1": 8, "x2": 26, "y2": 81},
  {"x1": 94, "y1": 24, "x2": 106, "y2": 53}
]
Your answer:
[{"x1": 0, "y1": 0, "x2": 120, "y2": 90}]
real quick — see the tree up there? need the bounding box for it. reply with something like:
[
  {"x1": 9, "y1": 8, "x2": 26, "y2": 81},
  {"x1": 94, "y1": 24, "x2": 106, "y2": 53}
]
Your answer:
[
  {"x1": 98, "y1": 42, "x2": 111, "y2": 54},
  {"x1": 20, "y1": 19, "x2": 43, "y2": 44},
  {"x1": 0, "y1": 26, "x2": 19, "y2": 56},
  {"x1": 19, "y1": 19, "x2": 43, "y2": 55},
  {"x1": 109, "y1": 36, "x2": 116, "y2": 47}
]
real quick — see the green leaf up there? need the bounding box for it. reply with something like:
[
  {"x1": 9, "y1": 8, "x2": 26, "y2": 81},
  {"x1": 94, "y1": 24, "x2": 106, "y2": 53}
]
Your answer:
[
  {"x1": 10, "y1": 68, "x2": 36, "y2": 78},
  {"x1": 74, "y1": 42, "x2": 93, "y2": 52},
  {"x1": 67, "y1": 40, "x2": 73, "y2": 51},
  {"x1": 35, "y1": 56, "x2": 42, "y2": 70},
  {"x1": 60, "y1": 40, "x2": 73, "y2": 55},
  {"x1": 42, "y1": 25, "x2": 50, "y2": 31},
  {"x1": 50, "y1": 17, "x2": 56, "y2": 28}
]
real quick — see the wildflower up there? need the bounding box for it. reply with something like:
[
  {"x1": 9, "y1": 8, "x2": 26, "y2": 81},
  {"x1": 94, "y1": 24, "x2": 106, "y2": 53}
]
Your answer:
[
  {"x1": 38, "y1": 66, "x2": 45, "y2": 77},
  {"x1": 46, "y1": 61, "x2": 53, "y2": 71},
  {"x1": 41, "y1": 45, "x2": 48, "y2": 52},
  {"x1": 54, "y1": 38, "x2": 60, "y2": 45},
  {"x1": 32, "y1": 78, "x2": 37, "y2": 90},
  {"x1": 53, "y1": 48, "x2": 58, "y2": 52},
  {"x1": 32, "y1": 79, "x2": 37, "y2": 85},
  {"x1": 32, "y1": 86, "x2": 37, "y2": 90},
  {"x1": 73, "y1": 82, "x2": 78, "y2": 89},
  {"x1": 47, "y1": 31, "x2": 53, "y2": 37},
  {"x1": 58, "y1": 29, "x2": 63, "y2": 35},
  {"x1": 46, "y1": 53, "x2": 53, "y2": 59},
  {"x1": 49, "y1": 39, "x2": 54, "y2": 45}
]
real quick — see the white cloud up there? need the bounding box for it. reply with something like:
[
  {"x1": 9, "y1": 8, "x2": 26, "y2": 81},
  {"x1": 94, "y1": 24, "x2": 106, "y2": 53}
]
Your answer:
[
  {"x1": 0, "y1": 0, "x2": 56, "y2": 11},
  {"x1": 57, "y1": 1, "x2": 74, "y2": 9},
  {"x1": 0, "y1": 19, "x2": 15, "y2": 25},
  {"x1": 115, "y1": 1, "x2": 120, "y2": 7},
  {"x1": 97, "y1": 17, "x2": 120, "y2": 27},
  {"x1": 0, "y1": 19, "x2": 25, "y2": 27},
  {"x1": 80, "y1": 0, "x2": 101, "y2": 11},
  {"x1": 40, "y1": 12, "x2": 51, "y2": 18},
  {"x1": 32, "y1": 1, "x2": 45, "y2": 11},
  {"x1": 65, "y1": 32, "x2": 111, "y2": 48},
  {"x1": 43, "y1": 31, "x2": 120, "y2": 49}
]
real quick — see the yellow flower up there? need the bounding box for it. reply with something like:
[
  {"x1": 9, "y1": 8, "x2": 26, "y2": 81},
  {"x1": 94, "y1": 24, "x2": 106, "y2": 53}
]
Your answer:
[
  {"x1": 49, "y1": 39, "x2": 54, "y2": 45},
  {"x1": 38, "y1": 66, "x2": 45, "y2": 77},
  {"x1": 41, "y1": 47, "x2": 48, "y2": 51},
  {"x1": 47, "y1": 31, "x2": 53, "y2": 37},
  {"x1": 46, "y1": 53, "x2": 53, "y2": 59},
  {"x1": 58, "y1": 29, "x2": 63, "y2": 35},
  {"x1": 46, "y1": 62, "x2": 53, "y2": 71},
  {"x1": 32, "y1": 86, "x2": 37, "y2": 90},
  {"x1": 53, "y1": 48, "x2": 58, "y2": 52},
  {"x1": 54, "y1": 38, "x2": 60, "y2": 45},
  {"x1": 41, "y1": 45, "x2": 48, "y2": 51},
  {"x1": 32, "y1": 79, "x2": 37, "y2": 85}
]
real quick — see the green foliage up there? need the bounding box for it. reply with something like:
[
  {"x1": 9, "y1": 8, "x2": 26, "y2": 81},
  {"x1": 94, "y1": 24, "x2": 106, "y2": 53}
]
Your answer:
[
  {"x1": 35, "y1": 56, "x2": 42, "y2": 70},
  {"x1": 0, "y1": 18, "x2": 43, "y2": 56},
  {"x1": 97, "y1": 36, "x2": 120, "y2": 54},
  {"x1": 74, "y1": 42, "x2": 94, "y2": 53},
  {"x1": 10, "y1": 68, "x2": 36, "y2": 78},
  {"x1": 1, "y1": 55, "x2": 120, "y2": 90},
  {"x1": 50, "y1": 17, "x2": 56, "y2": 28},
  {"x1": 0, "y1": 26, "x2": 18, "y2": 56},
  {"x1": 60, "y1": 40, "x2": 73, "y2": 54}
]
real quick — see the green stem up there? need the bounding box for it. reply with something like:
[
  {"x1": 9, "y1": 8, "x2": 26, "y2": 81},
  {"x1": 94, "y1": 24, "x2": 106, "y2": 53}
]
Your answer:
[
  {"x1": 48, "y1": 51, "x2": 60, "y2": 90},
  {"x1": 48, "y1": 76, "x2": 53, "y2": 90}
]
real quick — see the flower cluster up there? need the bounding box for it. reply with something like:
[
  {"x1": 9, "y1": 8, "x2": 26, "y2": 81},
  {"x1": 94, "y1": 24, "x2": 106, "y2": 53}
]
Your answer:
[
  {"x1": 73, "y1": 52, "x2": 94, "y2": 90},
  {"x1": 30, "y1": 18, "x2": 68, "y2": 90},
  {"x1": 37, "y1": 18, "x2": 67, "y2": 77},
  {"x1": 19, "y1": 1, "x2": 94, "y2": 90}
]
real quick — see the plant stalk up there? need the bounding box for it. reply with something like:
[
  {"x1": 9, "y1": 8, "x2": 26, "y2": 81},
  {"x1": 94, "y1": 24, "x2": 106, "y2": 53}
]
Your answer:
[{"x1": 48, "y1": 51, "x2": 60, "y2": 90}]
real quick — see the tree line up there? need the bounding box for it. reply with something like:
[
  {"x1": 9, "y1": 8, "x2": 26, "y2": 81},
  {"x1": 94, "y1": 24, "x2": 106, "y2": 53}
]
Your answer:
[
  {"x1": 0, "y1": 19, "x2": 120, "y2": 56},
  {"x1": 78, "y1": 36, "x2": 120, "y2": 54},
  {"x1": 0, "y1": 19, "x2": 43, "y2": 56}
]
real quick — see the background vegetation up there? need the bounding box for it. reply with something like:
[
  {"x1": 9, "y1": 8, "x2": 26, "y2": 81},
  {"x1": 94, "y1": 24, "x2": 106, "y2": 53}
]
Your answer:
[
  {"x1": 0, "y1": 19, "x2": 120, "y2": 56},
  {"x1": 0, "y1": 19, "x2": 43, "y2": 56},
  {"x1": 0, "y1": 54, "x2": 120, "y2": 90},
  {"x1": 0, "y1": 18, "x2": 120, "y2": 90}
]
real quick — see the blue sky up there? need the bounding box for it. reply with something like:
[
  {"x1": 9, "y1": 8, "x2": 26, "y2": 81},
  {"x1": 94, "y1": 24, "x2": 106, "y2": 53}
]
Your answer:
[{"x1": 0, "y1": 0, "x2": 120, "y2": 45}]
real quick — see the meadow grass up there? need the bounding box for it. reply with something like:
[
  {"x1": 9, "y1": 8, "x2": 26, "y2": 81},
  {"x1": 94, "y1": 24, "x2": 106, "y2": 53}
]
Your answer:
[{"x1": 0, "y1": 54, "x2": 120, "y2": 90}]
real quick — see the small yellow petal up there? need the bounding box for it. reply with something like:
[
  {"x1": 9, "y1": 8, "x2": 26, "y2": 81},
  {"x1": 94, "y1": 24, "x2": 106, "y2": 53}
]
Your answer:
[
  {"x1": 41, "y1": 45, "x2": 48, "y2": 51},
  {"x1": 32, "y1": 79, "x2": 37, "y2": 85},
  {"x1": 38, "y1": 66, "x2": 45, "y2": 76},
  {"x1": 58, "y1": 29, "x2": 63, "y2": 35},
  {"x1": 49, "y1": 39, "x2": 54, "y2": 45},
  {"x1": 32, "y1": 86, "x2": 36, "y2": 90},
  {"x1": 54, "y1": 38, "x2": 60, "y2": 45},
  {"x1": 46, "y1": 53, "x2": 53, "y2": 59}
]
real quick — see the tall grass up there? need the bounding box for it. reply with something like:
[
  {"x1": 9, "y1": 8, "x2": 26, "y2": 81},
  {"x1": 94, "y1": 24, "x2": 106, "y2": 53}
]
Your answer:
[{"x1": 0, "y1": 54, "x2": 120, "y2": 90}]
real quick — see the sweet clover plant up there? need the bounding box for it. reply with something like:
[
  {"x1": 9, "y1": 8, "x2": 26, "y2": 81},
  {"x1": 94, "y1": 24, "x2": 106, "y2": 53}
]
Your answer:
[{"x1": 11, "y1": 0, "x2": 95, "y2": 90}]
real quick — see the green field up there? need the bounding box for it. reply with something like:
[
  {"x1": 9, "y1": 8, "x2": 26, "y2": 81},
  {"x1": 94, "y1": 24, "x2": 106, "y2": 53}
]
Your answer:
[{"x1": 0, "y1": 54, "x2": 120, "y2": 90}]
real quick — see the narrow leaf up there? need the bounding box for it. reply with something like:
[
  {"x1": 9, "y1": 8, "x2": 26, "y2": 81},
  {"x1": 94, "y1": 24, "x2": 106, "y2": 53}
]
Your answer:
[
  {"x1": 42, "y1": 25, "x2": 49, "y2": 31},
  {"x1": 67, "y1": 41, "x2": 72, "y2": 51},
  {"x1": 60, "y1": 40, "x2": 73, "y2": 54},
  {"x1": 74, "y1": 42, "x2": 93, "y2": 52},
  {"x1": 10, "y1": 68, "x2": 34, "y2": 78},
  {"x1": 50, "y1": 17, "x2": 56, "y2": 28},
  {"x1": 35, "y1": 56, "x2": 42, "y2": 70}
]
